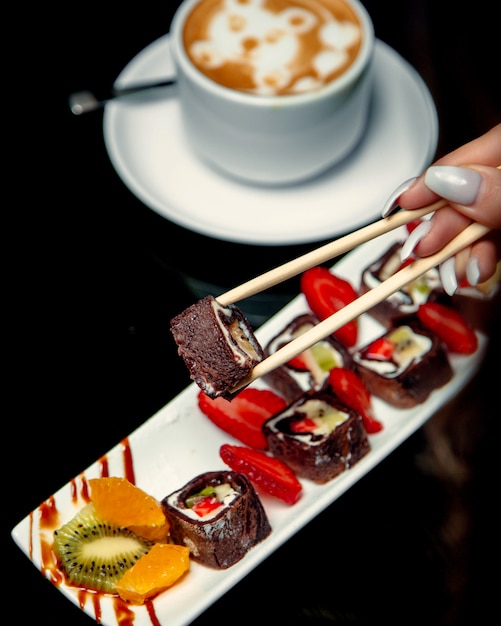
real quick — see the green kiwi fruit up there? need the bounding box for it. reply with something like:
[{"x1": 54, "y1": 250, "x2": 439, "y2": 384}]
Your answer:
[{"x1": 53, "y1": 502, "x2": 154, "y2": 593}]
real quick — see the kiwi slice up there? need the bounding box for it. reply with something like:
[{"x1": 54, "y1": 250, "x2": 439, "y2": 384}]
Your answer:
[{"x1": 53, "y1": 502, "x2": 154, "y2": 593}]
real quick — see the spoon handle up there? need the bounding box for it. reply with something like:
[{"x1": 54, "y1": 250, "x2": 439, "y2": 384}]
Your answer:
[{"x1": 68, "y1": 78, "x2": 176, "y2": 115}]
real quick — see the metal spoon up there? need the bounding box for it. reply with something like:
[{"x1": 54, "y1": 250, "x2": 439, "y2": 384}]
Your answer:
[{"x1": 68, "y1": 78, "x2": 177, "y2": 115}]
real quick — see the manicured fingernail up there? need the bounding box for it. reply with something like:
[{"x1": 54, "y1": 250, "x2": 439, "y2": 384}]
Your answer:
[
  {"x1": 381, "y1": 177, "x2": 418, "y2": 217},
  {"x1": 440, "y1": 257, "x2": 458, "y2": 296},
  {"x1": 466, "y1": 255, "x2": 480, "y2": 286},
  {"x1": 424, "y1": 166, "x2": 481, "y2": 205},
  {"x1": 400, "y1": 219, "x2": 432, "y2": 261}
]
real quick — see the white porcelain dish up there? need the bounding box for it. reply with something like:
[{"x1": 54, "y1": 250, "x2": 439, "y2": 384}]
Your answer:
[
  {"x1": 103, "y1": 35, "x2": 438, "y2": 245},
  {"x1": 12, "y1": 225, "x2": 485, "y2": 626}
]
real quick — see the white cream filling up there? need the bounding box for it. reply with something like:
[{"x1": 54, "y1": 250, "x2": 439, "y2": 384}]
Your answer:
[
  {"x1": 363, "y1": 252, "x2": 442, "y2": 312},
  {"x1": 211, "y1": 299, "x2": 260, "y2": 365},
  {"x1": 267, "y1": 321, "x2": 342, "y2": 390},
  {"x1": 354, "y1": 326, "x2": 432, "y2": 378},
  {"x1": 166, "y1": 485, "x2": 240, "y2": 521},
  {"x1": 266, "y1": 398, "x2": 349, "y2": 446}
]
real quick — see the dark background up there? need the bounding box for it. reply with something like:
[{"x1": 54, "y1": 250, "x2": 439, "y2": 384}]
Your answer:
[{"x1": 9, "y1": 1, "x2": 500, "y2": 624}]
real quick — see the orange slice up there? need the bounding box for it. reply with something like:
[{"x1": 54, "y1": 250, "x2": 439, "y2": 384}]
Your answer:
[
  {"x1": 89, "y1": 477, "x2": 170, "y2": 541},
  {"x1": 115, "y1": 543, "x2": 190, "y2": 604}
]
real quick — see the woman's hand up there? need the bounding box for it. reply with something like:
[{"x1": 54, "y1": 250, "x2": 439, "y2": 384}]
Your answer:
[{"x1": 395, "y1": 124, "x2": 501, "y2": 289}]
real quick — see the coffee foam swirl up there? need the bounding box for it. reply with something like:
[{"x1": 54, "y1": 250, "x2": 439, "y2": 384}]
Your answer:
[{"x1": 183, "y1": 0, "x2": 362, "y2": 96}]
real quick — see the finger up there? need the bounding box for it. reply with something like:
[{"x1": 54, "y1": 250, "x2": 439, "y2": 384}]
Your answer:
[
  {"x1": 468, "y1": 233, "x2": 501, "y2": 284},
  {"x1": 447, "y1": 246, "x2": 473, "y2": 289},
  {"x1": 439, "y1": 234, "x2": 500, "y2": 289},
  {"x1": 397, "y1": 124, "x2": 501, "y2": 210},
  {"x1": 413, "y1": 207, "x2": 472, "y2": 257},
  {"x1": 423, "y1": 164, "x2": 501, "y2": 229}
]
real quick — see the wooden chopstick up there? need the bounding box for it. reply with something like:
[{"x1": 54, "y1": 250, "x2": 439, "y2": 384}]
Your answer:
[
  {"x1": 232, "y1": 221, "x2": 490, "y2": 392},
  {"x1": 218, "y1": 165, "x2": 501, "y2": 307},
  {"x1": 217, "y1": 200, "x2": 446, "y2": 307}
]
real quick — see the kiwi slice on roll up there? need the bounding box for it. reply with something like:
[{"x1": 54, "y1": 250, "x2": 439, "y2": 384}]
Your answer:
[{"x1": 53, "y1": 502, "x2": 154, "y2": 593}]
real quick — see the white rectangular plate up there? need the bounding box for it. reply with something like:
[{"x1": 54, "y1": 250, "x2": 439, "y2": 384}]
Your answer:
[{"x1": 11, "y1": 226, "x2": 486, "y2": 626}]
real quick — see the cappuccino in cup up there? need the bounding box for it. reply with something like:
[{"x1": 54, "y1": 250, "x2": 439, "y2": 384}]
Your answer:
[
  {"x1": 183, "y1": 0, "x2": 364, "y2": 96},
  {"x1": 169, "y1": 0, "x2": 374, "y2": 185}
]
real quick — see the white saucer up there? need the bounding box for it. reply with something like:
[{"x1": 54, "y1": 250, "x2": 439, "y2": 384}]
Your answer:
[{"x1": 104, "y1": 35, "x2": 438, "y2": 246}]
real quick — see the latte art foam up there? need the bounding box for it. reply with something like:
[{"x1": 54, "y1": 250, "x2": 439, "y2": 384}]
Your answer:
[{"x1": 183, "y1": 0, "x2": 363, "y2": 96}]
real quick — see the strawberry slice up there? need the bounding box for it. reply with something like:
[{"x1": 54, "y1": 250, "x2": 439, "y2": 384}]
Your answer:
[
  {"x1": 406, "y1": 219, "x2": 423, "y2": 233},
  {"x1": 287, "y1": 353, "x2": 310, "y2": 370},
  {"x1": 290, "y1": 417, "x2": 317, "y2": 433},
  {"x1": 364, "y1": 336, "x2": 395, "y2": 360},
  {"x1": 300, "y1": 266, "x2": 359, "y2": 347},
  {"x1": 198, "y1": 388, "x2": 287, "y2": 450},
  {"x1": 191, "y1": 496, "x2": 222, "y2": 518},
  {"x1": 220, "y1": 444, "x2": 302, "y2": 505},
  {"x1": 417, "y1": 301, "x2": 478, "y2": 354},
  {"x1": 398, "y1": 256, "x2": 415, "y2": 270},
  {"x1": 328, "y1": 367, "x2": 383, "y2": 434}
]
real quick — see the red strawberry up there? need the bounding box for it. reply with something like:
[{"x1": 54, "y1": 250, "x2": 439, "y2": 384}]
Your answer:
[
  {"x1": 364, "y1": 336, "x2": 395, "y2": 360},
  {"x1": 220, "y1": 444, "x2": 302, "y2": 505},
  {"x1": 300, "y1": 266, "x2": 359, "y2": 347},
  {"x1": 191, "y1": 496, "x2": 222, "y2": 518},
  {"x1": 290, "y1": 417, "x2": 317, "y2": 433},
  {"x1": 398, "y1": 256, "x2": 415, "y2": 270},
  {"x1": 406, "y1": 219, "x2": 423, "y2": 233},
  {"x1": 417, "y1": 301, "x2": 478, "y2": 354},
  {"x1": 328, "y1": 367, "x2": 383, "y2": 434},
  {"x1": 197, "y1": 387, "x2": 287, "y2": 450},
  {"x1": 287, "y1": 353, "x2": 310, "y2": 370}
]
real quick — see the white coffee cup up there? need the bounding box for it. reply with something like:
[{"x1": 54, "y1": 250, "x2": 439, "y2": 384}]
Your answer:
[{"x1": 169, "y1": 0, "x2": 375, "y2": 186}]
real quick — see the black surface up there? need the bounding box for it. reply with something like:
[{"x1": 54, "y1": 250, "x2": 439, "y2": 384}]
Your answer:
[{"x1": 9, "y1": 2, "x2": 500, "y2": 624}]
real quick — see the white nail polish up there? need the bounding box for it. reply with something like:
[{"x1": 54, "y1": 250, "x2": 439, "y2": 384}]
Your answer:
[
  {"x1": 400, "y1": 219, "x2": 432, "y2": 261},
  {"x1": 439, "y1": 257, "x2": 458, "y2": 296},
  {"x1": 424, "y1": 166, "x2": 481, "y2": 205},
  {"x1": 381, "y1": 177, "x2": 418, "y2": 217},
  {"x1": 466, "y1": 256, "x2": 480, "y2": 286}
]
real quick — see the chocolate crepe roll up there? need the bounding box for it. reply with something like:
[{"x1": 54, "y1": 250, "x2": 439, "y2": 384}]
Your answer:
[
  {"x1": 359, "y1": 242, "x2": 446, "y2": 328},
  {"x1": 170, "y1": 295, "x2": 264, "y2": 399},
  {"x1": 161, "y1": 471, "x2": 271, "y2": 569},
  {"x1": 262, "y1": 314, "x2": 354, "y2": 403},
  {"x1": 352, "y1": 320, "x2": 453, "y2": 408},
  {"x1": 263, "y1": 391, "x2": 370, "y2": 484}
]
